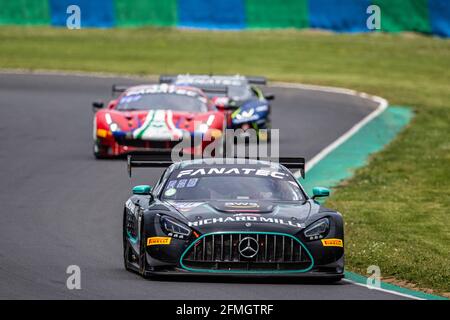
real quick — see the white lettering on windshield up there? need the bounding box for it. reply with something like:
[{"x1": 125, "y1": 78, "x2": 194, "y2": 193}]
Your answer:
[{"x1": 176, "y1": 168, "x2": 287, "y2": 179}]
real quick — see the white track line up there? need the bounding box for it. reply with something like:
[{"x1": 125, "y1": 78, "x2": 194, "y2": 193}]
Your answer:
[
  {"x1": 270, "y1": 82, "x2": 388, "y2": 176},
  {"x1": 341, "y1": 279, "x2": 424, "y2": 300}
]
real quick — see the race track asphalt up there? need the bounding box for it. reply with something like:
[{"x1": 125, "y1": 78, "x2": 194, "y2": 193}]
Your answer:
[{"x1": 0, "y1": 73, "x2": 408, "y2": 299}]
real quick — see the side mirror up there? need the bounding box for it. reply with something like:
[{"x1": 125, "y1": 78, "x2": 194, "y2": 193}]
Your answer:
[
  {"x1": 312, "y1": 187, "x2": 330, "y2": 199},
  {"x1": 132, "y1": 185, "x2": 152, "y2": 195},
  {"x1": 264, "y1": 93, "x2": 275, "y2": 101},
  {"x1": 92, "y1": 101, "x2": 104, "y2": 112}
]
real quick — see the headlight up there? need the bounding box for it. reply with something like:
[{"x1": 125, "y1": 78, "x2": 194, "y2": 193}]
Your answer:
[
  {"x1": 304, "y1": 218, "x2": 329, "y2": 240},
  {"x1": 160, "y1": 216, "x2": 191, "y2": 239}
]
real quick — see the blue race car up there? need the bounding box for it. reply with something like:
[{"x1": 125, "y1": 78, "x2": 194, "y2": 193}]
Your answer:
[{"x1": 160, "y1": 75, "x2": 274, "y2": 141}]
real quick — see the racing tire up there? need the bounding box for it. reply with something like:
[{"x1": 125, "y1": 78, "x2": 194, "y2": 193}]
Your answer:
[{"x1": 93, "y1": 142, "x2": 108, "y2": 159}]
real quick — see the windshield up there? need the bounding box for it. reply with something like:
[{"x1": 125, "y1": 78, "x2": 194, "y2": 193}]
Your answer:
[
  {"x1": 161, "y1": 175, "x2": 304, "y2": 201},
  {"x1": 228, "y1": 85, "x2": 253, "y2": 100},
  {"x1": 117, "y1": 93, "x2": 208, "y2": 112},
  {"x1": 203, "y1": 85, "x2": 253, "y2": 101}
]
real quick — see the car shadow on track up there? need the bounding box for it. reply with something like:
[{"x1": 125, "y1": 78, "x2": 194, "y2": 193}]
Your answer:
[{"x1": 144, "y1": 274, "x2": 346, "y2": 286}]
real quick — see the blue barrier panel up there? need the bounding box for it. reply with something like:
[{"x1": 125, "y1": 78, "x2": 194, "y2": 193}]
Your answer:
[
  {"x1": 429, "y1": 0, "x2": 450, "y2": 37},
  {"x1": 50, "y1": 0, "x2": 114, "y2": 27},
  {"x1": 178, "y1": 0, "x2": 245, "y2": 29},
  {"x1": 308, "y1": 0, "x2": 371, "y2": 32}
]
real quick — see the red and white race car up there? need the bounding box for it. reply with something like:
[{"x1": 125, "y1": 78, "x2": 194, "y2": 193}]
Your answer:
[{"x1": 92, "y1": 84, "x2": 225, "y2": 158}]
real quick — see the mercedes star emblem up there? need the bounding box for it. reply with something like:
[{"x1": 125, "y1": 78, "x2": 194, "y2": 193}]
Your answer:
[{"x1": 238, "y1": 236, "x2": 259, "y2": 258}]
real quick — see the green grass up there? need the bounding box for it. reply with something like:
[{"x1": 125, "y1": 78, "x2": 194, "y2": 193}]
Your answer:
[{"x1": 0, "y1": 27, "x2": 449, "y2": 294}]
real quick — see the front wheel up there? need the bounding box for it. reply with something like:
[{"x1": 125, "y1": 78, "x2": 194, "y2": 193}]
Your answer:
[{"x1": 93, "y1": 141, "x2": 108, "y2": 159}]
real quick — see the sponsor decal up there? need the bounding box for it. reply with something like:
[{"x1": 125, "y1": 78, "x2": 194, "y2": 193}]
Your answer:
[
  {"x1": 167, "y1": 180, "x2": 177, "y2": 189},
  {"x1": 186, "y1": 178, "x2": 198, "y2": 188},
  {"x1": 238, "y1": 237, "x2": 259, "y2": 258},
  {"x1": 214, "y1": 97, "x2": 230, "y2": 105},
  {"x1": 321, "y1": 238, "x2": 343, "y2": 247},
  {"x1": 147, "y1": 237, "x2": 172, "y2": 246},
  {"x1": 164, "y1": 188, "x2": 177, "y2": 197},
  {"x1": 235, "y1": 109, "x2": 255, "y2": 120},
  {"x1": 188, "y1": 216, "x2": 304, "y2": 229},
  {"x1": 177, "y1": 179, "x2": 188, "y2": 188},
  {"x1": 225, "y1": 202, "x2": 259, "y2": 209},
  {"x1": 120, "y1": 95, "x2": 141, "y2": 104},
  {"x1": 177, "y1": 168, "x2": 288, "y2": 180},
  {"x1": 125, "y1": 84, "x2": 199, "y2": 98},
  {"x1": 175, "y1": 76, "x2": 243, "y2": 86},
  {"x1": 256, "y1": 105, "x2": 269, "y2": 112}
]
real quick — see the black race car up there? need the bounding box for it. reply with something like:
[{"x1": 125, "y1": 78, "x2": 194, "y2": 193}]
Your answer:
[
  {"x1": 160, "y1": 75, "x2": 274, "y2": 141},
  {"x1": 123, "y1": 156, "x2": 344, "y2": 280}
]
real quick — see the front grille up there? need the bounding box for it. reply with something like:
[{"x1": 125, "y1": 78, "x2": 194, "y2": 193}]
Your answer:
[{"x1": 181, "y1": 233, "x2": 313, "y2": 272}]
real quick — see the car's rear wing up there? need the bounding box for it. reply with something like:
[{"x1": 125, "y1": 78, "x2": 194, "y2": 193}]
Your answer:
[
  {"x1": 127, "y1": 155, "x2": 305, "y2": 178},
  {"x1": 160, "y1": 75, "x2": 228, "y2": 95},
  {"x1": 245, "y1": 76, "x2": 267, "y2": 85},
  {"x1": 159, "y1": 75, "x2": 178, "y2": 84},
  {"x1": 113, "y1": 82, "x2": 227, "y2": 97},
  {"x1": 127, "y1": 155, "x2": 173, "y2": 177},
  {"x1": 278, "y1": 157, "x2": 305, "y2": 179},
  {"x1": 159, "y1": 74, "x2": 267, "y2": 86}
]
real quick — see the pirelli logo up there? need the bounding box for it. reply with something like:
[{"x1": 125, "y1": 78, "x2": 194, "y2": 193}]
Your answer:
[
  {"x1": 321, "y1": 238, "x2": 343, "y2": 247},
  {"x1": 147, "y1": 237, "x2": 171, "y2": 246}
]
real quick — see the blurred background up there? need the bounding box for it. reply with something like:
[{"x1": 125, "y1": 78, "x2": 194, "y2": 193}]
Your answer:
[{"x1": 0, "y1": 0, "x2": 448, "y2": 37}]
